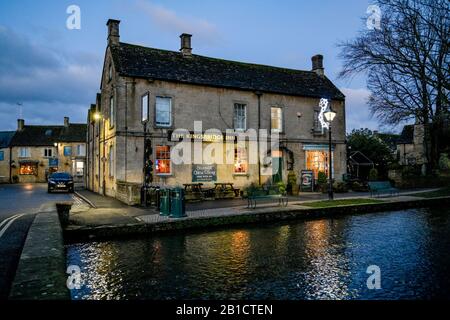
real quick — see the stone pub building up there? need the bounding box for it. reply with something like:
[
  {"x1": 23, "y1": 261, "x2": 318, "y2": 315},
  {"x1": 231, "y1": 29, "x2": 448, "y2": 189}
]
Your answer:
[{"x1": 86, "y1": 19, "x2": 346, "y2": 205}]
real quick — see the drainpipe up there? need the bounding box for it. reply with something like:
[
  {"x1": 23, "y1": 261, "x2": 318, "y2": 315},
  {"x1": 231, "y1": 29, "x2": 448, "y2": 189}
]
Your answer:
[
  {"x1": 255, "y1": 91, "x2": 262, "y2": 185},
  {"x1": 9, "y1": 146, "x2": 12, "y2": 184}
]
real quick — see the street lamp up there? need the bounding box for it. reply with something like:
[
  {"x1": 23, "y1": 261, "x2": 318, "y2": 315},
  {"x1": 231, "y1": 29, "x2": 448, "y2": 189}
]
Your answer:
[
  {"x1": 141, "y1": 93, "x2": 150, "y2": 207},
  {"x1": 324, "y1": 103, "x2": 336, "y2": 201}
]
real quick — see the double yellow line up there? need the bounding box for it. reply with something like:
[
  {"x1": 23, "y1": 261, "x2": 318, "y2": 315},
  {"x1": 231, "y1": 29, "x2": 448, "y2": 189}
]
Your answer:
[{"x1": 0, "y1": 214, "x2": 24, "y2": 239}]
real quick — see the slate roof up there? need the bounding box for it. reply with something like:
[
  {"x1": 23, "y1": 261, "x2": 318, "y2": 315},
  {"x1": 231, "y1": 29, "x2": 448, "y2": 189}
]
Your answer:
[
  {"x1": 397, "y1": 125, "x2": 414, "y2": 144},
  {"x1": 0, "y1": 131, "x2": 15, "y2": 148},
  {"x1": 9, "y1": 124, "x2": 87, "y2": 147},
  {"x1": 110, "y1": 43, "x2": 345, "y2": 101}
]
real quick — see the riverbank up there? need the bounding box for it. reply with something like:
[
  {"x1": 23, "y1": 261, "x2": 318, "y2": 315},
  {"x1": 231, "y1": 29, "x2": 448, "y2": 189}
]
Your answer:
[{"x1": 64, "y1": 192, "x2": 450, "y2": 242}]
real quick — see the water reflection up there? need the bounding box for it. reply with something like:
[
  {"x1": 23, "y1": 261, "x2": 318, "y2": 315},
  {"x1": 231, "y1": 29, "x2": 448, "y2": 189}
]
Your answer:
[{"x1": 66, "y1": 207, "x2": 450, "y2": 300}]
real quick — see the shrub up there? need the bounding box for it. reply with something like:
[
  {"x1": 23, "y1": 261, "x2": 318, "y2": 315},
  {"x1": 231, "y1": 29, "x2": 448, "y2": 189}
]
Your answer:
[
  {"x1": 351, "y1": 181, "x2": 369, "y2": 192},
  {"x1": 439, "y1": 153, "x2": 450, "y2": 171},
  {"x1": 276, "y1": 182, "x2": 287, "y2": 195},
  {"x1": 317, "y1": 171, "x2": 328, "y2": 193},
  {"x1": 286, "y1": 171, "x2": 298, "y2": 195},
  {"x1": 333, "y1": 181, "x2": 348, "y2": 193},
  {"x1": 369, "y1": 168, "x2": 378, "y2": 181}
]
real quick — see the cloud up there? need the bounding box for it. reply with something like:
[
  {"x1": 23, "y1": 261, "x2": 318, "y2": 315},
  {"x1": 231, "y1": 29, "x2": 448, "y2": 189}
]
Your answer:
[
  {"x1": 0, "y1": 25, "x2": 100, "y2": 130},
  {"x1": 341, "y1": 87, "x2": 380, "y2": 132},
  {"x1": 137, "y1": 0, "x2": 220, "y2": 45}
]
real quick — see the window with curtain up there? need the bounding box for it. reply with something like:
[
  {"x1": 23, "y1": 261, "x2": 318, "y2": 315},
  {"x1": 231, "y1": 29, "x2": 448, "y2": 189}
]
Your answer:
[
  {"x1": 271, "y1": 107, "x2": 283, "y2": 133},
  {"x1": 155, "y1": 97, "x2": 172, "y2": 127},
  {"x1": 233, "y1": 103, "x2": 246, "y2": 130},
  {"x1": 77, "y1": 144, "x2": 86, "y2": 156},
  {"x1": 19, "y1": 147, "x2": 30, "y2": 158}
]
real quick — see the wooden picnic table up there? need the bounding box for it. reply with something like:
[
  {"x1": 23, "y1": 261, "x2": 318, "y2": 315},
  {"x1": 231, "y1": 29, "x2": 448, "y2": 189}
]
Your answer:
[
  {"x1": 213, "y1": 183, "x2": 240, "y2": 199},
  {"x1": 183, "y1": 183, "x2": 205, "y2": 201}
]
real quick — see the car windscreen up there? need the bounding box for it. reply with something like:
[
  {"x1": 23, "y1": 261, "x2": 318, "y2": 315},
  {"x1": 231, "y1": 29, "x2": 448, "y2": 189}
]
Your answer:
[{"x1": 50, "y1": 173, "x2": 72, "y2": 179}]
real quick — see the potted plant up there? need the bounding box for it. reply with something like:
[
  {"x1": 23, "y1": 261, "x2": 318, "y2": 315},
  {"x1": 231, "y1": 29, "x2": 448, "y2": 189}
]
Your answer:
[{"x1": 287, "y1": 171, "x2": 298, "y2": 195}]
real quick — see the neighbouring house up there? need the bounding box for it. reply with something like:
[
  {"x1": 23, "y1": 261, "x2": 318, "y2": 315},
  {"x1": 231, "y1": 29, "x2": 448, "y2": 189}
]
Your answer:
[
  {"x1": 86, "y1": 19, "x2": 347, "y2": 204},
  {"x1": 395, "y1": 124, "x2": 427, "y2": 167},
  {"x1": 0, "y1": 131, "x2": 15, "y2": 183},
  {"x1": 7, "y1": 117, "x2": 87, "y2": 183}
]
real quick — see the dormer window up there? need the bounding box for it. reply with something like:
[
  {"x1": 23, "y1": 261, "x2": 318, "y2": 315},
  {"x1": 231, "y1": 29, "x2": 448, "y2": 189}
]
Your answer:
[{"x1": 45, "y1": 129, "x2": 52, "y2": 136}]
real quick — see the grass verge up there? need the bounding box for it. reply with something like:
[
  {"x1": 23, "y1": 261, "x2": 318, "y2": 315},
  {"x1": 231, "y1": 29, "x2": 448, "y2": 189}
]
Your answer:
[
  {"x1": 302, "y1": 198, "x2": 384, "y2": 208},
  {"x1": 412, "y1": 187, "x2": 450, "y2": 198}
]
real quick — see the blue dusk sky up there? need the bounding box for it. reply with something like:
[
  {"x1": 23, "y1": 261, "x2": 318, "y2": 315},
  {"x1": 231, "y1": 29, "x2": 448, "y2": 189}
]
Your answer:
[{"x1": 0, "y1": 0, "x2": 389, "y2": 132}]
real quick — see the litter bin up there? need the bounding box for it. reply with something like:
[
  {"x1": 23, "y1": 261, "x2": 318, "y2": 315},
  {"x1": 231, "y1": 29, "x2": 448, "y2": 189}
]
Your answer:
[
  {"x1": 170, "y1": 187, "x2": 186, "y2": 218},
  {"x1": 159, "y1": 188, "x2": 171, "y2": 216}
]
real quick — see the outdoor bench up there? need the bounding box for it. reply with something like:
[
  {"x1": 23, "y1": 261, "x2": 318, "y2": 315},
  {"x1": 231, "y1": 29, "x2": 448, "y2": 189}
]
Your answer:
[
  {"x1": 368, "y1": 181, "x2": 399, "y2": 198},
  {"x1": 247, "y1": 186, "x2": 288, "y2": 209}
]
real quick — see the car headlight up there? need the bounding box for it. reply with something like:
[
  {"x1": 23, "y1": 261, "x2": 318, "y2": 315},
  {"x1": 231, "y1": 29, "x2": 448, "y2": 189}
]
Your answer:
[{"x1": 49, "y1": 180, "x2": 56, "y2": 184}]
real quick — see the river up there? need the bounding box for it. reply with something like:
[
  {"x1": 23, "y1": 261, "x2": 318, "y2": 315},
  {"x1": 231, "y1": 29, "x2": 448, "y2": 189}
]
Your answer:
[{"x1": 66, "y1": 207, "x2": 450, "y2": 300}]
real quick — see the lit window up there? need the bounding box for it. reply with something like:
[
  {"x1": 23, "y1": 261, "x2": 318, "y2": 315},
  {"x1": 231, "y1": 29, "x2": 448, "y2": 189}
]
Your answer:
[
  {"x1": 234, "y1": 145, "x2": 248, "y2": 174},
  {"x1": 19, "y1": 147, "x2": 30, "y2": 158},
  {"x1": 64, "y1": 146, "x2": 72, "y2": 156},
  {"x1": 19, "y1": 163, "x2": 37, "y2": 175},
  {"x1": 155, "y1": 97, "x2": 172, "y2": 127},
  {"x1": 76, "y1": 161, "x2": 84, "y2": 176},
  {"x1": 156, "y1": 146, "x2": 171, "y2": 175},
  {"x1": 44, "y1": 148, "x2": 53, "y2": 157},
  {"x1": 110, "y1": 96, "x2": 114, "y2": 128},
  {"x1": 233, "y1": 103, "x2": 246, "y2": 130},
  {"x1": 109, "y1": 145, "x2": 114, "y2": 177},
  {"x1": 306, "y1": 150, "x2": 333, "y2": 179},
  {"x1": 0, "y1": 151, "x2": 4, "y2": 161},
  {"x1": 271, "y1": 107, "x2": 283, "y2": 133},
  {"x1": 141, "y1": 93, "x2": 149, "y2": 123}
]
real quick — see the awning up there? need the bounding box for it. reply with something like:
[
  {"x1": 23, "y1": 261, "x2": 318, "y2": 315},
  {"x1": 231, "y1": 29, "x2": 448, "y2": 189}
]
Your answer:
[{"x1": 303, "y1": 144, "x2": 335, "y2": 151}]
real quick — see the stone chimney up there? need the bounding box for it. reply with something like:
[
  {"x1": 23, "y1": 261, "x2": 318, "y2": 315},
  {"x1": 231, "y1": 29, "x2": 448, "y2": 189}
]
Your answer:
[
  {"x1": 312, "y1": 54, "x2": 324, "y2": 76},
  {"x1": 17, "y1": 119, "x2": 24, "y2": 131},
  {"x1": 64, "y1": 117, "x2": 70, "y2": 128},
  {"x1": 107, "y1": 19, "x2": 120, "y2": 45},
  {"x1": 180, "y1": 33, "x2": 192, "y2": 56}
]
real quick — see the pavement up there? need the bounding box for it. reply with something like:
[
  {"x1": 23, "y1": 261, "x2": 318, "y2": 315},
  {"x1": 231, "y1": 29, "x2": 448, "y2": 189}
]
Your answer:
[
  {"x1": 67, "y1": 187, "x2": 441, "y2": 235},
  {"x1": 0, "y1": 183, "x2": 86, "y2": 299}
]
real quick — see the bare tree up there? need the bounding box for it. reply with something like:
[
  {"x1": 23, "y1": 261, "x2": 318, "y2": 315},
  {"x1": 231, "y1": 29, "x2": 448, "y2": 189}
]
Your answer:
[{"x1": 338, "y1": 0, "x2": 449, "y2": 170}]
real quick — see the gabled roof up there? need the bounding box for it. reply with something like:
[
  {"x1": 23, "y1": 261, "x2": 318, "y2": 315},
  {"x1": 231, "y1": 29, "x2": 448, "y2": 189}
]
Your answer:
[
  {"x1": 110, "y1": 42, "x2": 345, "y2": 101},
  {"x1": 9, "y1": 124, "x2": 87, "y2": 147},
  {"x1": 59, "y1": 124, "x2": 87, "y2": 142},
  {"x1": 0, "y1": 131, "x2": 15, "y2": 148},
  {"x1": 397, "y1": 125, "x2": 414, "y2": 144}
]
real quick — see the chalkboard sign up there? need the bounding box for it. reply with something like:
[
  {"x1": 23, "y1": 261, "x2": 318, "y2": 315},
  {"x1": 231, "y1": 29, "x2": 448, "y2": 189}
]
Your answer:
[
  {"x1": 192, "y1": 164, "x2": 217, "y2": 182},
  {"x1": 301, "y1": 170, "x2": 314, "y2": 192}
]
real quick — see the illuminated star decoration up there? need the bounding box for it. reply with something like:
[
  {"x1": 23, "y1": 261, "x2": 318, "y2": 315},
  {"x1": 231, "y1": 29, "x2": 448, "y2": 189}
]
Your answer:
[{"x1": 318, "y1": 98, "x2": 329, "y2": 129}]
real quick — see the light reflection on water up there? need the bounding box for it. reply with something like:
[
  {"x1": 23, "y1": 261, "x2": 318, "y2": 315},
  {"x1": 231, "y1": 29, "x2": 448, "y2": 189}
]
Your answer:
[{"x1": 66, "y1": 207, "x2": 450, "y2": 300}]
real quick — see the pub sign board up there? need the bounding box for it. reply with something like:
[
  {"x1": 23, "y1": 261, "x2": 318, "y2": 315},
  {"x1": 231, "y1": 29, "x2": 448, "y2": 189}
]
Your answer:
[{"x1": 192, "y1": 164, "x2": 217, "y2": 182}]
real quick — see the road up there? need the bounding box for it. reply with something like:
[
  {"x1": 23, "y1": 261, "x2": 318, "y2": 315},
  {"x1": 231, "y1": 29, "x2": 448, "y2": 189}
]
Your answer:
[{"x1": 0, "y1": 183, "x2": 77, "y2": 299}]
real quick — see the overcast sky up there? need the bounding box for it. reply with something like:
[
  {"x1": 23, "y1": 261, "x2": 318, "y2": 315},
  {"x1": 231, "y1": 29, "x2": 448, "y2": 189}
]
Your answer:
[{"x1": 0, "y1": 0, "x2": 388, "y2": 132}]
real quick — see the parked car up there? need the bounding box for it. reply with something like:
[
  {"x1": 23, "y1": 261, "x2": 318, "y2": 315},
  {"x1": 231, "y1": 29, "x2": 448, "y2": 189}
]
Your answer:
[{"x1": 48, "y1": 172, "x2": 74, "y2": 193}]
